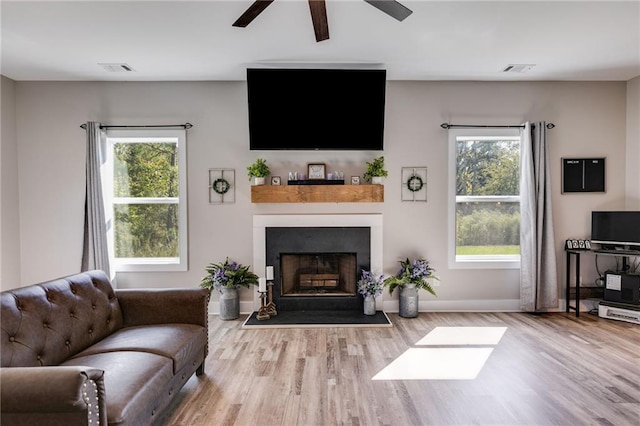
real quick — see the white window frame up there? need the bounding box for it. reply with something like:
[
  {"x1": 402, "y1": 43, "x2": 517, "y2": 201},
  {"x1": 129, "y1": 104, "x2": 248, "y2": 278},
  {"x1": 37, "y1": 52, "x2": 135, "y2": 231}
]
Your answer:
[
  {"x1": 104, "y1": 129, "x2": 188, "y2": 272},
  {"x1": 448, "y1": 128, "x2": 521, "y2": 270}
]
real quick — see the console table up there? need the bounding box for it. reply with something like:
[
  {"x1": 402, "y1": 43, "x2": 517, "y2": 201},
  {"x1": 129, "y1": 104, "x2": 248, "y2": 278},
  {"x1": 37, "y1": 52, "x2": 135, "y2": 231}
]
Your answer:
[{"x1": 565, "y1": 249, "x2": 639, "y2": 317}]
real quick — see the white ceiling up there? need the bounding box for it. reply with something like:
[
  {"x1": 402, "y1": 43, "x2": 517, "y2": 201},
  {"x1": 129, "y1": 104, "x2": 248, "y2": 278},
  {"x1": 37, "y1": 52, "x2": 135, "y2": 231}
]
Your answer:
[{"x1": 1, "y1": 0, "x2": 639, "y2": 82}]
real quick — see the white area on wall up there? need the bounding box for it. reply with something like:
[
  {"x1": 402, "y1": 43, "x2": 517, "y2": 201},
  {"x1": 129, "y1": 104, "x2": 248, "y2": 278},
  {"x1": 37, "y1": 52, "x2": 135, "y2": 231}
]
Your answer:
[
  {"x1": 9, "y1": 80, "x2": 630, "y2": 314},
  {"x1": 1, "y1": 76, "x2": 21, "y2": 290},
  {"x1": 626, "y1": 76, "x2": 640, "y2": 209}
]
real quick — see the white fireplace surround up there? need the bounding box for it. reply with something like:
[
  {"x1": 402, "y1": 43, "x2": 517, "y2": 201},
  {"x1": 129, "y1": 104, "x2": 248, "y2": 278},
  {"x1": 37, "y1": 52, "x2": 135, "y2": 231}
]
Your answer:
[{"x1": 252, "y1": 214, "x2": 383, "y2": 311}]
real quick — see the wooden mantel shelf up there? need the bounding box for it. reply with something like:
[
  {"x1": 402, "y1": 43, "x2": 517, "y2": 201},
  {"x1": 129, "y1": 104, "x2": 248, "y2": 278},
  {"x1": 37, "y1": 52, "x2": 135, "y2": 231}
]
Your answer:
[{"x1": 251, "y1": 184, "x2": 384, "y2": 203}]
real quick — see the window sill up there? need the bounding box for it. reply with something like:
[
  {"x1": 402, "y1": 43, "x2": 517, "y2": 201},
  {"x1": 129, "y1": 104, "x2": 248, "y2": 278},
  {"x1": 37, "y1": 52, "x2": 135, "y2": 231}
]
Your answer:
[
  {"x1": 115, "y1": 258, "x2": 187, "y2": 272},
  {"x1": 450, "y1": 255, "x2": 520, "y2": 270}
]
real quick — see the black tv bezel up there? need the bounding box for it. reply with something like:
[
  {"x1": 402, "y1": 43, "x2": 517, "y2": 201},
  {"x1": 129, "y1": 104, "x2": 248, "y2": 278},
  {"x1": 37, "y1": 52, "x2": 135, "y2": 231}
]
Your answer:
[
  {"x1": 246, "y1": 68, "x2": 386, "y2": 151},
  {"x1": 591, "y1": 211, "x2": 640, "y2": 248}
]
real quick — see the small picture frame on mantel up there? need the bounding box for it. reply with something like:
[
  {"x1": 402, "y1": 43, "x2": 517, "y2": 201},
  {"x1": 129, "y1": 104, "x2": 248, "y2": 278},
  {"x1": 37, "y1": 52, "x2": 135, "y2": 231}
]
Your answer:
[
  {"x1": 308, "y1": 163, "x2": 326, "y2": 180},
  {"x1": 351, "y1": 176, "x2": 360, "y2": 185}
]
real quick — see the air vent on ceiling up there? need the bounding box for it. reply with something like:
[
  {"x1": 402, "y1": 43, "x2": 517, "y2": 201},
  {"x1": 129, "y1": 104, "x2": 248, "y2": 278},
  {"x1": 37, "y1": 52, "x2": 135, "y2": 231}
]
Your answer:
[
  {"x1": 502, "y1": 64, "x2": 535, "y2": 73},
  {"x1": 98, "y1": 63, "x2": 135, "y2": 73}
]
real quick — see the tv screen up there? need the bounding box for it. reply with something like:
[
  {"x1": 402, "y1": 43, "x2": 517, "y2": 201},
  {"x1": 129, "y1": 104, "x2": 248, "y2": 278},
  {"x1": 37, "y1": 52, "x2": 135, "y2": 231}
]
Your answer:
[
  {"x1": 591, "y1": 211, "x2": 640, "y2": 248},
  {"x1": 247, "y1": 68, "x2": 386, "y2": 150}
]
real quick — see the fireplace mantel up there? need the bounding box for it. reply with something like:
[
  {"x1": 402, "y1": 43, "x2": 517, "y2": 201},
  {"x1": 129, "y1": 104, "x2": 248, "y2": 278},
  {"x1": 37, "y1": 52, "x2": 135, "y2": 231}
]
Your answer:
[{"x1": 251, "y1": 184, "x2": 383, "y2": 203}]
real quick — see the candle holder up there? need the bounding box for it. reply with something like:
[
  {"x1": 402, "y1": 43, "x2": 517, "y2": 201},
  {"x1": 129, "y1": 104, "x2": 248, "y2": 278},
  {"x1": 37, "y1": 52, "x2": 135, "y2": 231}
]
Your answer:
[
  {"x1": 257, "y1": 291, "x2": 270, "y2": 321},
  {"x1": 266, "y1": 280, "x2": 277, "y2": 316}
]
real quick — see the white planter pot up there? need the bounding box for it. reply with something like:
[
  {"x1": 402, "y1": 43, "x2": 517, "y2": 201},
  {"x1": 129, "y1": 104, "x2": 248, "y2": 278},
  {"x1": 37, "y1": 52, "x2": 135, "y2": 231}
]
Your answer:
[
  {"x1": 371, "y1": 176, "x2": 384, "y2": 185},
  {"x1": 253, "y1": 177, "x2": 266, "y2": 186}
]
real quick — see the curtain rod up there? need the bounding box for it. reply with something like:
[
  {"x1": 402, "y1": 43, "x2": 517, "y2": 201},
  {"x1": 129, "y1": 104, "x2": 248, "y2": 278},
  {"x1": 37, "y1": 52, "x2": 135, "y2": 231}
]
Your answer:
[
  {"x1": 80, "y1": 122, "x2": 193, "y2": 130},
  {"x1": 441, "y1": 123, "x2": 555, "y2": 130}
]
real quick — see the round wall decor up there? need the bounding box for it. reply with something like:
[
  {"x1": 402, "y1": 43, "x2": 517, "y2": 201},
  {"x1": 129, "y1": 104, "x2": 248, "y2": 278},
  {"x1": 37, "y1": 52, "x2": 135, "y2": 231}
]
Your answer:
[
  {"x1": 407, "y1": 174, "x2": 424, "y2": 192},
  {"x1": 209, "y1": 169, "x2": 235, "y2": 204},
  {"x1": 401, "y1": 167, "x2": 427, "y2": 202},
  {"x1": 212, "y1": 178, "x2": 231, "y2": 195}
]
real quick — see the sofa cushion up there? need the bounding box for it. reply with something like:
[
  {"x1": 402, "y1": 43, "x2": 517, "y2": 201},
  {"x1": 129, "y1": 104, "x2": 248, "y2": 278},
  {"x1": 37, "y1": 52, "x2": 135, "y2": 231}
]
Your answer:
[
  {"x1": 69, "y1": 324, "x2": 206, "y2": 374},
  {"x1": 61, "y1": 351, "x2": 173, "y2": 425},
  {"x1": 1, "y1": 271, "x2": 123, "y2": 367}
]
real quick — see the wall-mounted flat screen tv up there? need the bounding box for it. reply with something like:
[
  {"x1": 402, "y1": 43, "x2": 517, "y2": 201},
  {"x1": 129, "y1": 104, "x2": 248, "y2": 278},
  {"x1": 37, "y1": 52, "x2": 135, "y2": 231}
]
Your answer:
[{"x1": 247, "y1": 68, "x2": 386, "y2": 150}]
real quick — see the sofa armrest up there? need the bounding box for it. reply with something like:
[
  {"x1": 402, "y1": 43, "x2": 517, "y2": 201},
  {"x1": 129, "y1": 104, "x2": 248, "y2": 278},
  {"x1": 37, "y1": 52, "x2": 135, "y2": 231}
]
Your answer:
[
  {"x1": 0, "y1": 366, "x2": 106, "y2": 426},
  {"x1": 115, "y1": 288, "x2": 210, "y2": 328}
]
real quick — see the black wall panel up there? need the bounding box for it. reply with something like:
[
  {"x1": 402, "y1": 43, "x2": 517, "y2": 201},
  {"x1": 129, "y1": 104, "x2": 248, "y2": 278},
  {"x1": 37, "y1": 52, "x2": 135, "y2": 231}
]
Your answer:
[{"x1": 562, "y1": 158, "x2": 605, "y2": 193}]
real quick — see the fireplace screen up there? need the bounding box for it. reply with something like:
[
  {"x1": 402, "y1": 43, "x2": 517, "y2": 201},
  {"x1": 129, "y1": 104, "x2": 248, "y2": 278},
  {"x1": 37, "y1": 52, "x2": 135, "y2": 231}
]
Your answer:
[{"x1": 280, "y1": 253, "x2": 357, "y2": 297}]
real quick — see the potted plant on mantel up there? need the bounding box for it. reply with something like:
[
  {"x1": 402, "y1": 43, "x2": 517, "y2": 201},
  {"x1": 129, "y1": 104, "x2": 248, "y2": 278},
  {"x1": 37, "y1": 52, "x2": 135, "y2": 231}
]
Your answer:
[
  {"x1": 200, "y1": 257, "x2": 259, "y2": 320},
  {"x1": 384, "y1": 258, "x2": 439, "y2": 318},
  {"x1": 357, "y1": 270, "x2": 385, "y2": 315},
  {"x1": 247, "y1": 158, "x2": 270, "y2": 185},
  {"x1": 363, "y1": 156, "x2": 388, "y2": 184}
]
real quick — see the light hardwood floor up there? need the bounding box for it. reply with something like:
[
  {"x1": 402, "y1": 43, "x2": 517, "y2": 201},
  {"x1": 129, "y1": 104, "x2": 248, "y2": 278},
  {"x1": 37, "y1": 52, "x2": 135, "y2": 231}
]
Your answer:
[{"x1": 163, "y1": 312, "x2": 640, "y2": 426}]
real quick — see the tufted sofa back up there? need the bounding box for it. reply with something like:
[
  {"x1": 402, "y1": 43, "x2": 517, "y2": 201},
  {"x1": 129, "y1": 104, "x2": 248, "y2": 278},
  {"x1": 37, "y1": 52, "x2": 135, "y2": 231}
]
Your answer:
[{"x1": 1, "y1": 270, "x2": 124, "y2": 367}]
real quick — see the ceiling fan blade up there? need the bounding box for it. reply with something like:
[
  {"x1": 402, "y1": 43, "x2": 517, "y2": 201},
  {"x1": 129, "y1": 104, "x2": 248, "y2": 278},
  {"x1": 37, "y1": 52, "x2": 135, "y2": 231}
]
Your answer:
[
  {"x1": 233, "y1": 0, "x2": 275, "y2": 28},
  {"x1": 308, "y1": 0, "x2": 330, "y2": 42},
  {"x1": 363, "y1": 0, "x2": 413, "y2": 22}
]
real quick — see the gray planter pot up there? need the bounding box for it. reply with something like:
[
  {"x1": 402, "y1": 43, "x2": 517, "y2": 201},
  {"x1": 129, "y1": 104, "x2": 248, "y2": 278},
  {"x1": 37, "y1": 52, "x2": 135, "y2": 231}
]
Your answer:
[
  {"x1": 219, "y1": 287, "x2": 240, "y2": 320},
  {"x1": 399, "y1": 283, "x2": 419, "y2": 318},
  {"x1": 363, "y1": 295, "x2": 376, "y2": 315}
]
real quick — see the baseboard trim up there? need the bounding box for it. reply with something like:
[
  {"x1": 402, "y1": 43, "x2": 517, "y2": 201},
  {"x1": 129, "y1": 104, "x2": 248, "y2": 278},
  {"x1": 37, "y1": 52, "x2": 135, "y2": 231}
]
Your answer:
[
  {"x1": 382, "y1": 298, "x2": 523, "y2": 312},
  {"x1": 207, "y1": 299, "x2": 593, "y2": 315},
  {"x1": 209, "y1": 300, "x2": 256, "y2": 315},
  {"x1": 559, "y1": 297, "x2": 600, "y2": 313}
]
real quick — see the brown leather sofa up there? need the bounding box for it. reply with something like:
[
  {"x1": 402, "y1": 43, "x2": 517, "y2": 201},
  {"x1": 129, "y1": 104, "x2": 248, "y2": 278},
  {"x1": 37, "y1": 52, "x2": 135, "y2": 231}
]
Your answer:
[{"x1": 0, "y1": 270, "x2": 210, "y2": 426}]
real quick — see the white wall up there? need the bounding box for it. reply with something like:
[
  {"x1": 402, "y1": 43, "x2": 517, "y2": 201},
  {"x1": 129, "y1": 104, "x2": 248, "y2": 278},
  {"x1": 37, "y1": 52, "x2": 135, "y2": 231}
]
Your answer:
[
  {"x1": 1, "y1": 76, "x2": 21, "y2": 289},
  {"x1": 626, "y1": 76, "x2": 640, "y2": 209},
  {"x1": 10, "y1": 80, "x2": 628, "y2": 310}
]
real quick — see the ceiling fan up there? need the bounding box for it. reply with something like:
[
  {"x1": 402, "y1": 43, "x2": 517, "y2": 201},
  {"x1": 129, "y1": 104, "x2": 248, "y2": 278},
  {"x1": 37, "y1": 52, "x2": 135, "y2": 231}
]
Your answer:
[{"x1": 232, "y1": 0, "x2": 413, "y2": 42}]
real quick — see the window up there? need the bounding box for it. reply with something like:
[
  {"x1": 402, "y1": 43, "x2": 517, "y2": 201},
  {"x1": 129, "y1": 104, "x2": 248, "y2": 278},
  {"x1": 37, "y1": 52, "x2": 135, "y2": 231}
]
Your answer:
[
  {"x1": 104, "y1": 129, "x2": 187, "y2": 271},
  {"x1": 448, "y1": 129, "x2": 521, "y2": 269}
]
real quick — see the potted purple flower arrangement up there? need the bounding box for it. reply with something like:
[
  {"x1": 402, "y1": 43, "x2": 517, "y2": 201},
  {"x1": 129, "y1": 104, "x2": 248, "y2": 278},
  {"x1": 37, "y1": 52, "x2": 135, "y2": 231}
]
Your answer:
[
  {"x1": 200, "y1": 257, "x2": 259, "y2": 320},
  {"x1": 384, "y1": 258, "x2": 438, "y2": 318},
  {"x1": 357, "y1": 270, "x2": 385, "y2": 315}
]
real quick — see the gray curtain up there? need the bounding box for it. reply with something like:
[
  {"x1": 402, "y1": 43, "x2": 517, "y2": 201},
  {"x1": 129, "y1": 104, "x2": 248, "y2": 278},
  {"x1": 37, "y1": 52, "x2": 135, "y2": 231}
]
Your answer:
[
  {"x1": 520, "y1": 121, "x2": 558, "y2": 311},
  {"x1": 81, "y1": 122, "x2": 111, "y2": 277}
]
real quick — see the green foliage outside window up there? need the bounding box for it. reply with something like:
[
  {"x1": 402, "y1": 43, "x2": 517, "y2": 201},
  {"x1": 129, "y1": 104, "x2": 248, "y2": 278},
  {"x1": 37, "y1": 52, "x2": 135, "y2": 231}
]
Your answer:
[
  {"x1": 114, "y1": 143, "x2": 178, "y2": 198},
  {"x1": 115, "y1": 204, "x2": 179, "y2": 258},
  {"x1": 113, "y1": 142, "x2": 179, "y2": 259},
  {"x1": 456, "y1": 207, "x2": 520, "y2": 248},
  {"x1": 456, "y1": 139, "x2": 520, "y2": 197},
  {"x1": 456, "y1": 139, "x2": 520, "y2": 256}
]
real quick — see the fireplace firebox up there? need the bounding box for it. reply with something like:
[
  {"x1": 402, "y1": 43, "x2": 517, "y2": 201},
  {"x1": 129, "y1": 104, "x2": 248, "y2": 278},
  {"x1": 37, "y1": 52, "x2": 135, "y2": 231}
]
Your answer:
[
  {"x1": 266, "y1": 227, "x2": 370, "y2": 311},
  {"x1": 280, "y1": 253, "x2": 357, "y2": 297}
]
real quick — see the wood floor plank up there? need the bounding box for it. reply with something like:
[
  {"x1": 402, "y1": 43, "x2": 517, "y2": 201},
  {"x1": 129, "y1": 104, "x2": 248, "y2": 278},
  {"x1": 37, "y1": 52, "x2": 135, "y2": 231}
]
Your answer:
[{"x1": 162, "y1": 312, "x2": 640, "y2": 426}]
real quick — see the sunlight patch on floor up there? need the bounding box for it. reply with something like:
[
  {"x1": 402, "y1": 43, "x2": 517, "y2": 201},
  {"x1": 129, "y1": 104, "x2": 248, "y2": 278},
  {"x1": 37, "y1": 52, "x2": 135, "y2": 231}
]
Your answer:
[
  {"x1": 372, "y1": 347, "x2": 494, "y2": 380},
  {"x1": 416, "y1": 326, "x2": 507, "y2": 346},
  {"x1": 372, "y1": 326, "x2": 508, "y2": 381}
]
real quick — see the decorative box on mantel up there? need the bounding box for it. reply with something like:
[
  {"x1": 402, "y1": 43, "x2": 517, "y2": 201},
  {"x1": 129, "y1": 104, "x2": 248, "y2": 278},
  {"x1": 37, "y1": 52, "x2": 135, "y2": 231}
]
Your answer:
[{"x1": 251, "y1": 184, "x2": 384, "y2": 203}]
